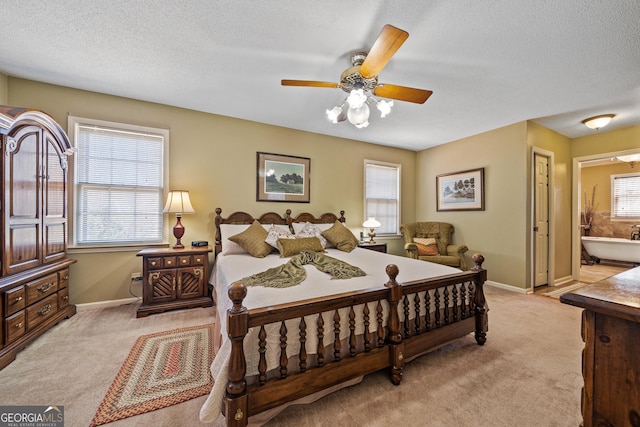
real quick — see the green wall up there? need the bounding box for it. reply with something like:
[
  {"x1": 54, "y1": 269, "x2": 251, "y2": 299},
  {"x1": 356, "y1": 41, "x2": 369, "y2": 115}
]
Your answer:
[
  {"x1": 7, "y1": 77, "x2": 417, "y2": 304},
  {"x1": 0, "y1": 73, "x2": 7, "y2": 104}
]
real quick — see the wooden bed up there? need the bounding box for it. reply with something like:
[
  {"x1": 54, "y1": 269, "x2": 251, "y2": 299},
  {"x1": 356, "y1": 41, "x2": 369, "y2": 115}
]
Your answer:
[{"x1": 204, "y1": 208, "x2": 488, "y2": 426}]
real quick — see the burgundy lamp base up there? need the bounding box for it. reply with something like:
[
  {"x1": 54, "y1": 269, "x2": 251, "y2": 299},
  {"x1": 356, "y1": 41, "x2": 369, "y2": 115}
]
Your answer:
[{"x1": 172, "y1": 215, "x2": 185, "y2": 249}]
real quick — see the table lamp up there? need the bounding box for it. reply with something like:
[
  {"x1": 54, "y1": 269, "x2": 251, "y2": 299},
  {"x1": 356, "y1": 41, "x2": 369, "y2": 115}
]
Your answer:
[
  {"x1": 362, "y1": 217, "x2": 381, "y2": 243},
  {"x1": 163, "y1": 190, "x2": 195, "y2": 249}
]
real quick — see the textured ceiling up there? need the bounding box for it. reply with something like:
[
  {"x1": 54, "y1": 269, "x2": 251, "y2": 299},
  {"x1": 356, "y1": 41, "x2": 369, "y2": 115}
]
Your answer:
[{"x1": 1, "y1": 1, "x2": 639, "y2": 151}]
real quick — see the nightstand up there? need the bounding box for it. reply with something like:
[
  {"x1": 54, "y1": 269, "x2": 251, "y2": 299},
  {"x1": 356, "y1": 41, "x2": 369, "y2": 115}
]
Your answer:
[
  {"x1": 136, "y1": 246, "x2": 213, "y2": 318},
  {"x1": 358, "y1": 242, "x2": 387, "y2": 253}
]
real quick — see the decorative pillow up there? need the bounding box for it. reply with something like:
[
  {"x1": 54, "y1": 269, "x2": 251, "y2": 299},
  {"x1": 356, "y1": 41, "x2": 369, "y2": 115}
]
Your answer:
[
  {"x1": 220, "y1": 224, "x2": 251, "y2": 255},
  {"x1": 277, "y1": 237, "x2": 325, "y2": 257},
  {"x1": 413, "y1": 237, "x2": 439, "y2": 256},
  {"x1": 228, "y1": 220, "x2": 272, "y2": 257},
  {"x1": 321, "y1": 221, "x2": 359, "y2": 252},
  {"x1": 265, "y1": 224, "x2": 295, "y2": 250},
  {"x1": 294, "y1": 222, "x2": 328, "y2": 248}
]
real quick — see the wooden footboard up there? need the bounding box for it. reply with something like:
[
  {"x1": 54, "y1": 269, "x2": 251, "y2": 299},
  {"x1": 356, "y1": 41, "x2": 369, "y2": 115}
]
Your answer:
[{"x1": 224, "y1": 254, "x2": 487, "y2": 426}]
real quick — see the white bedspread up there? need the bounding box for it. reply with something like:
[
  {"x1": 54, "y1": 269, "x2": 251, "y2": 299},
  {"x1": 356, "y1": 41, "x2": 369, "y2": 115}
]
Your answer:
[{"x1": 200, "y1": 248, "x2": 459, "y2": 424}]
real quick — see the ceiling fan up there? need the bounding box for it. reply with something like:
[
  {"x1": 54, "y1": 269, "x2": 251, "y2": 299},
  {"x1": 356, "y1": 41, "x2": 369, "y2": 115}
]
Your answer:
[{"x1": 282, "y1": 24, "x2": 433, "y2": 128}]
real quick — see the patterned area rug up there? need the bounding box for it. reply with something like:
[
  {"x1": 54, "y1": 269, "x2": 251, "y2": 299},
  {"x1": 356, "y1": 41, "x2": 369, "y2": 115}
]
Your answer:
[{"x1": 90, "y1": 324, "x2": 215, "y2": 426}]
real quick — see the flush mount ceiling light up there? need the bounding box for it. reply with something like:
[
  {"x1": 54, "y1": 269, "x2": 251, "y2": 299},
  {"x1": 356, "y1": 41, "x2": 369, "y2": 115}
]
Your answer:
[
  {"x1": 616, "y1": 153, "x2": 640, "y2": 168},
  {"x1": 581, "y1": 114, "x2": 615, "y2": 131}
]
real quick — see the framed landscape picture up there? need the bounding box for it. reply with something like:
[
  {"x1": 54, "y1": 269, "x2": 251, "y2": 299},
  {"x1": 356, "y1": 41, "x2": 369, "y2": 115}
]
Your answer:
[
  {"x1": 257, "y1": 152, "x2": 310, "y2": 202},
  {"x1": 436, "y1": 168, "x2": 485, "y2": 211}
]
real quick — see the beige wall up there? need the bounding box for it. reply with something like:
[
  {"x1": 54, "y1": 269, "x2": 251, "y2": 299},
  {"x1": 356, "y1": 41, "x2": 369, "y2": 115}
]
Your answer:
[
  {"x1": 571, "y1": 126, "x2": 640, "y2": 158},
  {"x1": 416, "y1": 122, "x2": 529, "y2": 288},
  {"x1": 527, "y1": 122, "x2": 572, "y2": 280},
  {"x1": 7, "y1": 77, "x2": 417, "y2": 304},
  {"x1": 0, "y1": 73, "x2": 7, "y2": 104}
]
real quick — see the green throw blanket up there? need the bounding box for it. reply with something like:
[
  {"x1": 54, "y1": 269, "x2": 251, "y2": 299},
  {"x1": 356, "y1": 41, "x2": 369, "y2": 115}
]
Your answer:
[{"x1": 241, "y1": 250, "x2": 366, "y2": 288}]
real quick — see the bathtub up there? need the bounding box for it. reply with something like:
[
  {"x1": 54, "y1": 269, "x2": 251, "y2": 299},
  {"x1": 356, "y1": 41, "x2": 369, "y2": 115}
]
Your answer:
[{"x1": 581, "y1": 236, "x2": 640, "y2": 264}]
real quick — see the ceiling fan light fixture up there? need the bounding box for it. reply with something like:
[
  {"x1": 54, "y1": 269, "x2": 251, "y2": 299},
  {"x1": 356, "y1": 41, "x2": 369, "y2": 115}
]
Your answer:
[
  {"x1": 375, "y1": 99, "x2": 394, "y2": 118},
  {"x1": 347, "y1": 89, "x2": 367, "y2": 109},
  {"x1": 581, "y1": 114, "x2": 615, "y2": 130},
  {"x1": 347, "y1": 103, "x2": 370, "y2": 128},
  {"x1": 326, "y1": 105, "x2": 343, "y2": 123}
]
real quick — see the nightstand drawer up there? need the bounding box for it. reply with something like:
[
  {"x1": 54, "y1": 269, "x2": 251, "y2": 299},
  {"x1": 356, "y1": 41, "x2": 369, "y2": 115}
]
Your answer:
[
  {"x1": 358, "y1": 242, "x2": 387, "y2": 253},
  {"x1": 178, "y1": 255, "x2": 192, "y2": 267},
  {"x1": 162, "y1": 257, "x2": 178, "y2": 268}
]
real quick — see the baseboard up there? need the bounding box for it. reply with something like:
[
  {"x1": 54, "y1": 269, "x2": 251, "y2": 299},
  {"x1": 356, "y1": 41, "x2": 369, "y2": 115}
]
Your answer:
[
  {"x1": 485, "y1": 280, "x2": 528, "y2": 294},
  {"x1": 76, "y1": 297, "x2": 140, "y2": 312},
  {"x1": 553, "y1": 275, "x2": 574, "y2": 287}
]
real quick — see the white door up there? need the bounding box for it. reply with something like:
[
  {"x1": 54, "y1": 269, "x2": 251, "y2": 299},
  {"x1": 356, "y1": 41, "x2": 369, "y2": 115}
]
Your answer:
[{"x1": 534, "y1": 153, "x2": 549, "y2": 287}]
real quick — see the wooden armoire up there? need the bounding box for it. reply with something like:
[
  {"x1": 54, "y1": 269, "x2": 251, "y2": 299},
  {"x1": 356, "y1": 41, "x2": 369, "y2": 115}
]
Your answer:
[{"x1": 0, "y1": 106, "x2": 76, "y2": 370}]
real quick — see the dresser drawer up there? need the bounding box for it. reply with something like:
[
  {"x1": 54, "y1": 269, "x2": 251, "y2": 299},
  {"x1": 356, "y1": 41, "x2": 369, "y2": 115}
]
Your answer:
[
  {"x1": 4, "y1": 286, "x2": 26, "y2": 316},
  {"x1": 27, "y1": 294, "x2": 58, "y2": 331},
  {"x1": 58, "y1": 268, "x2": 70, "y2": 289},
  {"x1": 25, "y1": 274, "x2": 58, "y2": 305},
  {"x1": 5, "y1": 310, "x2": 26, "y2": 344},
  {"x1": 58, "y1": 287, "x2": 70, "y2": 309}
]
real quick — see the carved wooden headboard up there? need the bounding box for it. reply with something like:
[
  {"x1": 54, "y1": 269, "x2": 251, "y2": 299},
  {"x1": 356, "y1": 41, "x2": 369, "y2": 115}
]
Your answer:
[{"x1": 214, "y1": 208, "x2": 346, "y2": 255}]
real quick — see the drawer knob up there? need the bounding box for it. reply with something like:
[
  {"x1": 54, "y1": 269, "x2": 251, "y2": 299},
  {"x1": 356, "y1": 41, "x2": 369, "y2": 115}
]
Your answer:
[
  {"x1": 62, "y1": 295, "x2": 69, "y2": 301},
  {"x1": 62, "y1": 275, "x2": 69, "y2": 280},
  {"x1": 38, "y1": 304, "x2": 52, "y2": 316},
  {"x1": 15, "y1": 296, "x2": 23, "y2": 303},
  {"x1": 37, "y1": 282, "x2": 52, "y2": 293},
  {"x1": 15, "y1": 322, "x2": 23, "y2": 329}
]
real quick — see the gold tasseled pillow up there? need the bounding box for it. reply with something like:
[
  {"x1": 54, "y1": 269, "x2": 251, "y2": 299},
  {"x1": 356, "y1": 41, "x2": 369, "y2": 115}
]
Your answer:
[
  {"x1": 413, "y1": 237, "x2": 439, "y2": 256},
  {"x1": 228, "y1": 220, "x2": 272, "y2": 257},
  {"x1": 321, "y1": 221, "x2": 359, "y2": 252},
  {"x1": 277, "y1": 237, "x2": 325, "y2": 257}
]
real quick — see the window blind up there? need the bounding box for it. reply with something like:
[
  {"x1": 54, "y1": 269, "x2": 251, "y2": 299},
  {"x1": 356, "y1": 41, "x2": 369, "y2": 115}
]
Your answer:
[
  {"x1": 75, "y1": 124, "x2": 165, "y2": 245},
  {"x1": 365, "y1": 162, "x2": 400, "y2": 234},
  {"x1": 612, "y1": 174, "x2": 640, "y2": 219}
]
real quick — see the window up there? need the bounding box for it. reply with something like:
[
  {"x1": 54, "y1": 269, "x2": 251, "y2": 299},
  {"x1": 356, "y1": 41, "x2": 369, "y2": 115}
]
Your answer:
[
  {"x1": 612, "y1": 172, "x2": 640, "y2": 220},
  {"x1": 364, "y1": 160, "x2": 401, "y2": 234},
  {"x1": 69, "y1": 117, "x2": 168, "y2": 247}
]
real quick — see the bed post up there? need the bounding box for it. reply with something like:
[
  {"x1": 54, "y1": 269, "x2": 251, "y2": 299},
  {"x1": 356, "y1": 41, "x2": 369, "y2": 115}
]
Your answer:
[
  {"x1": 384, "y1": 264, "x2": 404, "y2": 385},
  {"x1": 471, "y1": 253, "x2": 488, "y2": 345},
  {"x1": 215, "y1": 208, "x2": 223, "y2": 254},
  {"x1": 226, "y1": 282, "x2": 249, "y2": 427}
]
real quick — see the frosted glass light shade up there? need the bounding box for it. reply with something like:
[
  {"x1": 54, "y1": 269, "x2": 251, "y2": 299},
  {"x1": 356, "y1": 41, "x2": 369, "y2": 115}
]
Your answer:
[{"x1": 581, "y1": 114, "x2": 614, "y2": 130}]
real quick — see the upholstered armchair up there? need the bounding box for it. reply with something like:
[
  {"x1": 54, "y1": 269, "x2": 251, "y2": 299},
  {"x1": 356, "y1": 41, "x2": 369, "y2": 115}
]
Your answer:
[{"x1": 400, "y1": 222, "x2": 468, "y2": 270}]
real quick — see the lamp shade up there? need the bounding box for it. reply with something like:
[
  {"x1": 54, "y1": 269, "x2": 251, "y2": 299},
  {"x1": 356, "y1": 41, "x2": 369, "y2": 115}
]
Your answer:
[
  {"x1": 163, "y1": 190, "x2": 195, "y2": 214},
  {"x1": 581, "y1": 114, "x2": 614, "y2": 130},
  {"x1": 362, "y1": 217, "x2": 381, "y2": 228}
]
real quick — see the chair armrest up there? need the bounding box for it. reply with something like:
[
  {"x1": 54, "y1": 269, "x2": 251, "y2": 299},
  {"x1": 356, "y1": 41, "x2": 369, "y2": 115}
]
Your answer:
[
  {"x1": 446, "y1": 244, "x2": 468, "y2": 255},
  {"x1": 404, "y1": 242, "x2": 419, "y2": 259},
  {"x1": 447, "y1": 244, "x2": 469, "y2": 270}
]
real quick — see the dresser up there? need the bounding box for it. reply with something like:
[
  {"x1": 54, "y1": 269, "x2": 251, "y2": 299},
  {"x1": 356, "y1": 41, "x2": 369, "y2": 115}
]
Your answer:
[
  {"x1": 0, "y1": 106, "x2": 76, "y2": 370},
  {"x1": 560, "y1": 267, "x2": 640, "y2": 427},
  {"x1": 136, "y1": 246, "x2": 213, "y2": 317}
]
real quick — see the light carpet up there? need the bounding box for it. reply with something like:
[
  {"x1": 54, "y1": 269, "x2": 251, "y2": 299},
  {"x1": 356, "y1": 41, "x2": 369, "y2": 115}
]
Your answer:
[{"x1": 90, "y1": 324, "x2": 215, "y2": 426}]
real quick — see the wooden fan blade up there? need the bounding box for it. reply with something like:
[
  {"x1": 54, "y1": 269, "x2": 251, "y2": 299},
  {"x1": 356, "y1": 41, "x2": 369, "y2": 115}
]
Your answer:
[
  {"x1": 373, "y1": 84, "x2": 433, "y2": 104},
  {"x1": 281, "y1": 79, "x2": 339, "y2": 88},
  {"x1": 360, "y1": 25, "x2": 409, "y2": 79}
]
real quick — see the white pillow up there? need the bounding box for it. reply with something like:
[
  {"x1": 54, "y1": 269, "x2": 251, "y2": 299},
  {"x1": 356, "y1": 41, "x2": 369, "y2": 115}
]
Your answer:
[
  {"x1": 292, "y1": 222, "x2": 332, "y2": 248},
  {"x1": 265, "y1": 224, "x2": 295, "y2": 249},
  {"x1": 220, "y1": 223, "x2": 289, "y2": 255}
]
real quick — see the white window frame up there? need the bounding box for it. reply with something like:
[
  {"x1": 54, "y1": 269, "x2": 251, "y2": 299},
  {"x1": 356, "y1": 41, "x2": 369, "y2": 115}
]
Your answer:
[
  {"x1": 364, "y1": 159, "x2": 401, "y2": 235},
  {"x1": 611, "y1": 172, "x2": 640, "y2": 221},
  {"x1": 67, "y1": 116, "x2": 169, "y2": 250}
]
